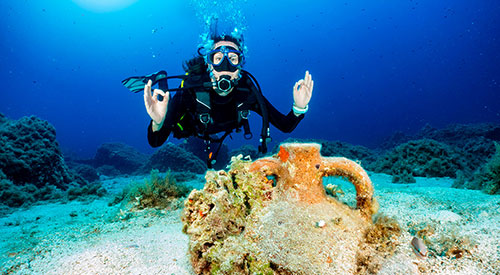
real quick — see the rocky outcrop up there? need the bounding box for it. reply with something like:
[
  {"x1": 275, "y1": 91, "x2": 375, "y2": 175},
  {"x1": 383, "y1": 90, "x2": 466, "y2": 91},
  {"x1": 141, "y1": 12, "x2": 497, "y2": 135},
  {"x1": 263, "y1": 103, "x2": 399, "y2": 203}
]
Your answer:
[{"x1": 94, "y1": 142, "x2": 148, "y2": 174}]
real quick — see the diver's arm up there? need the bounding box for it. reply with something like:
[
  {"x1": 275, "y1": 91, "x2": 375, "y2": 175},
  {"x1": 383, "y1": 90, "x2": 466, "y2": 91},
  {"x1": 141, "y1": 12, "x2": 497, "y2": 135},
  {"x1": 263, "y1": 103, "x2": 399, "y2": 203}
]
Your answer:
[
  {"x1": 146, "y1": 90, "x2": 183, "y2": 147},
  {"x1": 147, "y1": 120, "x2": 170, "y2": 147},
  {"x1": 245, "y1": 70, "x2": 312, "y2": 132},
  {"x1": 263, "y1": 97, "x2": 304, "y2": 133},
  {"x1": 244, "y1": 73, "x2": 304, "y2": 133}
]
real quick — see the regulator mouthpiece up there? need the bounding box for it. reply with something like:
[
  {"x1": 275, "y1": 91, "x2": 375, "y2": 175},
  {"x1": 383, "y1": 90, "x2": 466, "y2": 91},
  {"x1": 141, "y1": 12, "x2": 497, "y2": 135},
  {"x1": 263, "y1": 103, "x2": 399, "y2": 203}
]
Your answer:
[{"x1": 217, "y1": 75, "x2": 232, "y2": 92}]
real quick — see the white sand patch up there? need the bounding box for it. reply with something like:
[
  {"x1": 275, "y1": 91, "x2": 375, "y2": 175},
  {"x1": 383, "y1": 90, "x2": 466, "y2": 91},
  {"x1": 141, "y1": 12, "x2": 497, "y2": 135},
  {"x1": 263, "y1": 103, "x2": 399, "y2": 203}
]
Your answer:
[
  {"x1": 429, "y1": 210, "x2": 463, "y2": 223},
  {"x1": 0, "y1": 198, "x2": 194, "y2": 274},
  {"x1": 43, "y1": 214, "x2": 191, "y2": 274},
  {"x1": 0, "y1": 174, "x2": 196, "y2": 274}
]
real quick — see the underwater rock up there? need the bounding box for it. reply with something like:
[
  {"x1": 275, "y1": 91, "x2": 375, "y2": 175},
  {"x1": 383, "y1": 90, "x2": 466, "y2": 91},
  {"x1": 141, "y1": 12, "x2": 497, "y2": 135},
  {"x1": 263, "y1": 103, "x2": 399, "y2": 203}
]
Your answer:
[
  {"x1": 94, "y1": 142, "x2": 148, "y2": 174},
  {"x1": 373, "y1": 139, "x2": 466, "y2": 183},
  {"x1": 377, "y1": 123, "x2": 499, "y2": 185},
  {"x1": 67, "y1": 162, "x2": 99, "y2": 182},
  {"x1": 379, "y1": 130, "x2": 412, "y2": 150},
  {"x1": 465, "y1": 142, "x2": 500, "y2": 194},
  {"x1": 143, "y1": 142, "x2": 207, "y2": 174},
  {"x1": 416, "y1": 123, "x2": 498, "y2": 175},
  {"x1": 182, "y1": 143, "x2": 397, "y2": 274},
  {"x1": 0, "y1": 114, "x2": 76, "y2": 189},
  {"x1": 0, "y1": 114, "x2": 106, "y2": 208},
  {"x1": 96, "y1": 165, "x2": 122, "y2": 177}
]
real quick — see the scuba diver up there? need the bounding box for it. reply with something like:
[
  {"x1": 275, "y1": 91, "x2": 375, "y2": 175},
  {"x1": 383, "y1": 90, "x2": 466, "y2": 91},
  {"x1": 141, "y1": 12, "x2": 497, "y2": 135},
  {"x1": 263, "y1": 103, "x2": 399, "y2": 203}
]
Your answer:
[{"x1": 123, "y1": 33, "x2": 313, "y2": 168}]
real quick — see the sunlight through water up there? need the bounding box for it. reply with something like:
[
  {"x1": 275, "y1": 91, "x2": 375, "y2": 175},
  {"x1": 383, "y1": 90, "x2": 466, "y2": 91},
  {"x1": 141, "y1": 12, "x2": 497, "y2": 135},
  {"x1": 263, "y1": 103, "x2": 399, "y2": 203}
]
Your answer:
[{"x1": 72, "y1": 0, "x2": 138, "y2": 12}]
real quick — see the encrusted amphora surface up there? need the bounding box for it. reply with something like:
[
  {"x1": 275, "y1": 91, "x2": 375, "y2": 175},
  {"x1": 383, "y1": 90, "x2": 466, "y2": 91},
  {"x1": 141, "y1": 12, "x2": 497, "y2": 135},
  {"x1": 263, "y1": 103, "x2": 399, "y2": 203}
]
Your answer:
[{"x1": 182, "y1": 143, "x2": 379, "y2": 274}]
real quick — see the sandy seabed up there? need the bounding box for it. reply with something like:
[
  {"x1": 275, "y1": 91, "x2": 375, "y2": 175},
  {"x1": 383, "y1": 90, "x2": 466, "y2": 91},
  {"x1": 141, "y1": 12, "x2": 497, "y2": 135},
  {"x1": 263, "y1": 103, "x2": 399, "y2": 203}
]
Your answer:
[{"x1": 1, "y1": 173, "x2": 499, "y2": 275}]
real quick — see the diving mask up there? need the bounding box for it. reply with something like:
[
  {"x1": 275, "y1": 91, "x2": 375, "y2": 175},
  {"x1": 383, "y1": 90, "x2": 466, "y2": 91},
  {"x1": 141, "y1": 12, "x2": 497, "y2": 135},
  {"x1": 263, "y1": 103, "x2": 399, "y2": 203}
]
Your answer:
[{"x1": 207, "y1": 46, "x2": 243, "y2": 72}]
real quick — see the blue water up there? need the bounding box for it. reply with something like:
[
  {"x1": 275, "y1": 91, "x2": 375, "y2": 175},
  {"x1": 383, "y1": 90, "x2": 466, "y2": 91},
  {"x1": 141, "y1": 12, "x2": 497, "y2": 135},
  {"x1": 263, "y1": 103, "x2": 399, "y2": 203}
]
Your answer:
[{"x1": 1, "y1": 0, "x2": 499, "y2": 158}]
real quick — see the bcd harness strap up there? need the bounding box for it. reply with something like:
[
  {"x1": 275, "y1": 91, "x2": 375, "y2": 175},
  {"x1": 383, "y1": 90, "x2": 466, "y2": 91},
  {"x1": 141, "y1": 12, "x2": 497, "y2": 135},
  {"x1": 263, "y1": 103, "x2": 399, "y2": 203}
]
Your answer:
[
  {"x1": 194, "y1": 88, "x2": 254, "y2": 168},
  {"x1": 245, "y1": 71, "x2": 271, "y2": 154},
  {"x1": 187, "y1": 70, "x2": 270, "y2": 166}
]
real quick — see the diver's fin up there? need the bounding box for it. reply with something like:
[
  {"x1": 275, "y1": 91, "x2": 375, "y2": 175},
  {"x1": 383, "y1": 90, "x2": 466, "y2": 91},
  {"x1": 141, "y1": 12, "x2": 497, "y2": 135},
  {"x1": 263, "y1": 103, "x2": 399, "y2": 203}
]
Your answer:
[{"x1": 122, "y1": 70, "x2": 169, "y2": 93}]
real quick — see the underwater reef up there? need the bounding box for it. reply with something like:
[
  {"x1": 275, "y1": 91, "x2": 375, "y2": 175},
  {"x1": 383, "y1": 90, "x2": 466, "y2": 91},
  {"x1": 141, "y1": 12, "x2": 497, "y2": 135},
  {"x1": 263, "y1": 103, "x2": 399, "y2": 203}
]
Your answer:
[
  {"x1": 379, "y1": 123, "x2": 500, "y2": 174},
  {"x1": 142, "y1": 142, "x2": 207, "y2": 174},
  {"x1": 93, "y1": 142, "x2": 149, "y2": 175},
  {"x1": 0, "y1": 113, "x2": 105, "y2": 210},
  {"x1": 378, "y1": 123, "x2": 499, "y2": 184},
  {"x1": 67, "y1": 162, "x2": 100, "y2": 182},
  {"x1": 416, "y1": 123, "x2": 499, "y2": 171},
  {"x1": 182, "y1": 143, "x2": 401, "y2": 274},
  {"x1": 455, "y1": 142, "x2": 500, "y2": 194},
  {"x1": 0, "y1": 114, "x2": 75, "y2": 189},
  {"x1": 372, "y1": 139, "x2": 467, "y2": 183}
]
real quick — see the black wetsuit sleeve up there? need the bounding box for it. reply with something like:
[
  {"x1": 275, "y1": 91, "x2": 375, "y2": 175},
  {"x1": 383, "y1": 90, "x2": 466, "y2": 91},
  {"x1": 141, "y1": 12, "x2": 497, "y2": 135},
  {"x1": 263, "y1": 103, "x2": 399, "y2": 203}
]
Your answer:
[
  {"x1": 243, "y1": 74, "x2": 304, "y2": 133},
  {"x1": 260, "y1": 96, "x2": 304, "y2": 133},
  {"x1": 147, "y1": 92, "x2": 184, "y2": 147},
  {"x1": 147, "y1": 120, "x2": 169, "y2": 147}
]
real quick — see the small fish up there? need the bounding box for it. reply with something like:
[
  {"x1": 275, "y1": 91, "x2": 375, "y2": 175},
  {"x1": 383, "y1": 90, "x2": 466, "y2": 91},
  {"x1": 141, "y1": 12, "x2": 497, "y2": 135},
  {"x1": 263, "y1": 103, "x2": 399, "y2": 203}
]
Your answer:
[{"x1": 411, "y1": 237, "x2": 428, "y2": 259}]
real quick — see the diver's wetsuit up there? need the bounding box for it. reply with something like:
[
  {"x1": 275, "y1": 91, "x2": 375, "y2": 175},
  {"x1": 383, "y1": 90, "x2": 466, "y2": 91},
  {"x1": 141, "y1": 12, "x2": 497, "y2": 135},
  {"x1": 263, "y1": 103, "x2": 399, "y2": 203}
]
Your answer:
[{"x1": 147, "y1": 71, "x2": 304, "y2": 147}]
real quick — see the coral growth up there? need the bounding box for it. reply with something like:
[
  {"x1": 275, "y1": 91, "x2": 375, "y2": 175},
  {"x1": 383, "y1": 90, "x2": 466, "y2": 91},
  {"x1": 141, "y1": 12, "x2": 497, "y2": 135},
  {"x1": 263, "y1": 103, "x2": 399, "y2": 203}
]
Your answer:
[
  {"x1": 416, "y1": 123, "x2": 500, "y2": 147},
  {"x1": 0, "y1": 174, "x2": 63, "y2": 208},
  {"x1": 182, "y1": 143, "x2": 393, "y2": 274},
  {"x1": 416, "y1": 123, "x2": 499, "y2": 178},
  {"x1": 119, "y1": 169, "x2": 190, "y2": 210},
  {"x1": 373, "y1": 139, "x2": 465, "y2": 183}
]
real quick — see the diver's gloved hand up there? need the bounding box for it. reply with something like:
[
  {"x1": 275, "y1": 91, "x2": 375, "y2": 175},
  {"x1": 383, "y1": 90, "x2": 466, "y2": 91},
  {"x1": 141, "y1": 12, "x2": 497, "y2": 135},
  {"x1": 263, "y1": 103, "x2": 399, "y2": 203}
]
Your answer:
[
  {"x1": 144, "y1": 79, "x2": 169, "y2": 132},
  {"x1": 293, "y1": 70, "x2": 314, "y2": 116}
]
